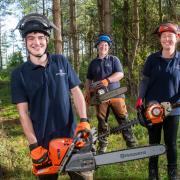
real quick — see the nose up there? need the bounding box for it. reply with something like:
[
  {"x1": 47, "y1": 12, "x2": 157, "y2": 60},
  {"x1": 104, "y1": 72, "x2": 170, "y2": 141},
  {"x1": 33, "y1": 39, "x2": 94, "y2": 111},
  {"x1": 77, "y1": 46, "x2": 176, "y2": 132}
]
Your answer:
[{"x1": 33, "y1": 37, "x2": 41, "y2": 45}]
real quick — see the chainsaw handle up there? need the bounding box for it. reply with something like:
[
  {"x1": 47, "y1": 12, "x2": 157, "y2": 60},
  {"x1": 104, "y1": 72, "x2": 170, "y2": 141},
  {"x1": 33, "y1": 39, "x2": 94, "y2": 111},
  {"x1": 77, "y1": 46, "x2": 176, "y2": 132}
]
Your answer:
[{"x1": 137, "y1": 106, "x2": 152, "y2": 128}]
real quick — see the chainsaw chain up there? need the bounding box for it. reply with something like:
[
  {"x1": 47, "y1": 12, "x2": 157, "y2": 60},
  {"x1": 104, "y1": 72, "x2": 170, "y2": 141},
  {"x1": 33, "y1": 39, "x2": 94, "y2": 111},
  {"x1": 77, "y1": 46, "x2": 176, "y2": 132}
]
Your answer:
[{"x1": 98, "y1": 118, "x2": 139, "y2": 139}]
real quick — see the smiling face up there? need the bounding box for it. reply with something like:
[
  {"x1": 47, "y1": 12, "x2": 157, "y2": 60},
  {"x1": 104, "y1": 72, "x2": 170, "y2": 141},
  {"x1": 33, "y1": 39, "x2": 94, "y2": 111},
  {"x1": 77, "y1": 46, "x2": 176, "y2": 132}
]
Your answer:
[
  {"x1": 160, "y1": 31, "x2": 177, "y2": 51},
  {"x1": 26, "y1": 32, "x2": 48, "y2": 58},
  {"x1": 97, "y1": 41, "x2": 110, "y2": 58}
]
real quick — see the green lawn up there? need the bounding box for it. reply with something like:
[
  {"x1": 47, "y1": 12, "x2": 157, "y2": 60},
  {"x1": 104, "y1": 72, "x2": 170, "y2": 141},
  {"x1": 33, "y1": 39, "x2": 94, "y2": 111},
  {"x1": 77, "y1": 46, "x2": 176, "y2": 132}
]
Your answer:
[{"x1": 0, "y1": 80, "x2": 179, "y2": 179}]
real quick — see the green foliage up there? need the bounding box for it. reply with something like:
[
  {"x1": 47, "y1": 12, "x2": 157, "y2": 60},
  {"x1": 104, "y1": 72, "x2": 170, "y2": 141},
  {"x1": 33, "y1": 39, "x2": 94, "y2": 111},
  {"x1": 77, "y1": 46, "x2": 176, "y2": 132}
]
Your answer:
[
  {"x1": 7, "y1": 51, "x2": 24, "y2": 68},
  {"x1": 47, "y1": 39, "x2": 55, "y2": 54},
  {"x1": 0, "y1": 81, "x2": 179, "y2": 179}
]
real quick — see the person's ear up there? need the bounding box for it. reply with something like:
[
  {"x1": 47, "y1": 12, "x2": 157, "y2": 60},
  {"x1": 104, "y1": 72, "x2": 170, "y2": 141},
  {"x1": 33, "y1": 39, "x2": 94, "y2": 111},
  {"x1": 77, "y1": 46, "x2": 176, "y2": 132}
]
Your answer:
[{"x1": 46, "y1": 36, "x2": 49, "y2": 43}]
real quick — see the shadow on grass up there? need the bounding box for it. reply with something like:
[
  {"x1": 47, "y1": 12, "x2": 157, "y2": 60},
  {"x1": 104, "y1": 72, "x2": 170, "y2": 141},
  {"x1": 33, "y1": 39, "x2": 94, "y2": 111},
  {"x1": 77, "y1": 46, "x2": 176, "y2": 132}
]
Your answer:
[
  {"x1": 0, "y1": 118, "x2": 23, "y2": 137},
  {"x1": 0, "y1": 164, "x2": 35, "y2": 179}
]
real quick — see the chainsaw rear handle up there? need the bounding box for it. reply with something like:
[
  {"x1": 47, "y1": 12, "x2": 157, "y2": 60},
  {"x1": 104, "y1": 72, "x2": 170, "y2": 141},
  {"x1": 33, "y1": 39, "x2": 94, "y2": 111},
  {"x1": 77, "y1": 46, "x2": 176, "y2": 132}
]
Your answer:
[{"x1": 137, "y1": 106, "x2": 152, "y2": 128}]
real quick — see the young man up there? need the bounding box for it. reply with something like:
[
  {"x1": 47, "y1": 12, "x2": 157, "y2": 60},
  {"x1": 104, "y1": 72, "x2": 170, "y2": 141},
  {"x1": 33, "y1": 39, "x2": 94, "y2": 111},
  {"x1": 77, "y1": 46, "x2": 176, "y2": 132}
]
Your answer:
[
  {"x1": 11, "y1": 13, "x2": 93, "y2": 180},
  {"x1": 85, "y1": 34, "x2": 137, "y2": 153}
]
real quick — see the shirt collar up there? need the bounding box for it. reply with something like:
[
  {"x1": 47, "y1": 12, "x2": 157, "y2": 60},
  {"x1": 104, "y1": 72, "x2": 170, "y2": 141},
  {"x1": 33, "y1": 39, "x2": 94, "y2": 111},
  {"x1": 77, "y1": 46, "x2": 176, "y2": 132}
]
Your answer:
[
  {"x1": 156, "y1": 50, "x2": 178, "y2": 59},
  {"x1": 27, "y1": 53, "x2": 50, "y2": 70},
  {"x1": 97, "y1": 54, "x2": 109, "y2": 60}
]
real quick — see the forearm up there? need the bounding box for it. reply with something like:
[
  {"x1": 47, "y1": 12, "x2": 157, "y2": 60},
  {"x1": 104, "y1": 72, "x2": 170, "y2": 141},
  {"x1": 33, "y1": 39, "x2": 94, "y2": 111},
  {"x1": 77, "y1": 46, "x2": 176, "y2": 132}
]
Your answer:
[
  {"x1": 108, "y1": 72, "x2": 124, "y2": 83},
  {"x1": 139, "y1": 75, "x2": 150, "y2": 98},
  {"x1": 71, "y1": 86, "x2": 87, "y2": 118},
  {"x1": 16, "y1": 103, "x2": 37, "y2": 144}
]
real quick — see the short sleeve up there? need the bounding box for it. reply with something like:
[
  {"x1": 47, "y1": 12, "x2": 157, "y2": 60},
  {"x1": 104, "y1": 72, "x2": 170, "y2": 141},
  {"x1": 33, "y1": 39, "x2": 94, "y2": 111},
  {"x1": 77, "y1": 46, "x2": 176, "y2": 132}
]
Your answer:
[
  {"x1": 113, "y1": 56, "x2": 123, "y2": 73},
  {"x1": 63, "y1": 56, "x2": 81, "y2": 89},
  {"x1": 11, "y1": 68, "x2": 28, "y2": 104}
]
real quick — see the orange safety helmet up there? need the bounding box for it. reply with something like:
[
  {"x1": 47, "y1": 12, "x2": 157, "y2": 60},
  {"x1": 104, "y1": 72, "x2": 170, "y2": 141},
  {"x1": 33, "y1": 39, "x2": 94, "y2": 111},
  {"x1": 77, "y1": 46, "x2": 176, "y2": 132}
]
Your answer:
[{"x1": 154, "y1": 22, "x2": 179, "y2": 36}]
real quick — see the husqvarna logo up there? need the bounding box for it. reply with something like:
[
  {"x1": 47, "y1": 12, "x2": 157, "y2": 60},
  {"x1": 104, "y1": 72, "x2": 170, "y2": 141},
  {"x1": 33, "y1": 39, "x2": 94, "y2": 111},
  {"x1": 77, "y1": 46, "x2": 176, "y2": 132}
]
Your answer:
[
  {"x1": 120, "y1": 151, "x2": 146, "y2": 158},
  {"x1": 56, "y1": 69, "x2": 66, "y2": 76}
]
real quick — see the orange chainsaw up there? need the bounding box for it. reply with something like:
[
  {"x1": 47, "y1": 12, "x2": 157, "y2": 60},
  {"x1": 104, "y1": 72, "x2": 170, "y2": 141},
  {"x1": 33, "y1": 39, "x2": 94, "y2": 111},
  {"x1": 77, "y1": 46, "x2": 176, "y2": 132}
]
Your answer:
[
  {"x1": 32, "y1": 128, "x2": 166, "y2": 176},
  {"x1": 138, "y1": 101, "x2": 180, "y2": 125}
]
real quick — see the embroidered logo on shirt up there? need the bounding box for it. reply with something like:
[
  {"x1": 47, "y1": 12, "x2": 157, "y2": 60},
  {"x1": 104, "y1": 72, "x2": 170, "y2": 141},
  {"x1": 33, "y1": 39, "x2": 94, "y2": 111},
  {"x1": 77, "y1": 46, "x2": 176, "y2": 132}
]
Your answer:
[
  {"x1": 56, "y1": 69, "x2": 66, "y2": 76},
  {"x1": 175, "y1": 64, "x2": 180, "y2": 70}
]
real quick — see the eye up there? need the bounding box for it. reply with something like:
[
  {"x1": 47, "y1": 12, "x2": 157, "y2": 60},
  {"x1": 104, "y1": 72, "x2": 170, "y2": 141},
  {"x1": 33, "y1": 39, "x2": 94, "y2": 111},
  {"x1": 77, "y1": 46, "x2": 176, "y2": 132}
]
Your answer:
[
  {"x1": 38, "y1": 36, "x2": 46, "y2": 41},
  {"x1": 27, "y1": 37, "x2": 35, "y2": 41}
]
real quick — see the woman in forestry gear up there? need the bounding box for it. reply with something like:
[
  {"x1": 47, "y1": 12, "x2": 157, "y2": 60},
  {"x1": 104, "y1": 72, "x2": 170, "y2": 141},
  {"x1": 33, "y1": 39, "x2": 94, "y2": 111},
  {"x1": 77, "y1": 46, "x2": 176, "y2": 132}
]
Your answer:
[
  {"x1": 85, "y1": 34, "x2": 137, "y2": 153},
  {"x1": 136, "y1": 23, "x2": 180, "y2": 180}
]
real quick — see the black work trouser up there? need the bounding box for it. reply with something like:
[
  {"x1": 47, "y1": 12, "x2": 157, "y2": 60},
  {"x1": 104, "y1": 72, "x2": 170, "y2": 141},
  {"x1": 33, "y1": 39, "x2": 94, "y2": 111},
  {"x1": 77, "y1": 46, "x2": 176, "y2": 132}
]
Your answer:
[{"x1": 148, "y1": 115, "x2": 179, "y2": 168}]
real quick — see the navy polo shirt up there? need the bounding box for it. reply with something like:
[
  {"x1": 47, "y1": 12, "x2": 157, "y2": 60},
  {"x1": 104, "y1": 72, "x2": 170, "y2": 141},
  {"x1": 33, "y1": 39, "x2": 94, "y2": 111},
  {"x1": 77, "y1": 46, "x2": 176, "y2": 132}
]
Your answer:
[
  {"x1": 143, "y1": 51, "x2": 180, "y2": 115},
  {"x1": 87, "y1": 55, "x2": 124, "y2": 95},
  {"x1": 11, "y1": 54, "x2": 81, "y2": 147}
]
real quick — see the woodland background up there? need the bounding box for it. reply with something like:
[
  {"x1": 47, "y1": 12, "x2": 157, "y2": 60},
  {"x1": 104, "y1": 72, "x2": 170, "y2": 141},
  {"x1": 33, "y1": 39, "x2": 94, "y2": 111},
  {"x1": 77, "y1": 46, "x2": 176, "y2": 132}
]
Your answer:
[{"x1": 0, "y1": 0, "x2": 180, "y2": 179}]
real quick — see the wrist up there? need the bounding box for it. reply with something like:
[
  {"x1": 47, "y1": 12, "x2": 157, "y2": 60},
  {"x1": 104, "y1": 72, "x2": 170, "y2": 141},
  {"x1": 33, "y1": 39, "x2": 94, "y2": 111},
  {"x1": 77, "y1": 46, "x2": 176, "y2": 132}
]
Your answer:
[
  {"x1": 106, "y1": 78, "x2": 111, "y2": 83},
  {"x1": 80, "y1": 118, "x2": 89, "y2": 122},
  {"x1": 29, "y1": 142, "x2": 38, "y2": 151}
]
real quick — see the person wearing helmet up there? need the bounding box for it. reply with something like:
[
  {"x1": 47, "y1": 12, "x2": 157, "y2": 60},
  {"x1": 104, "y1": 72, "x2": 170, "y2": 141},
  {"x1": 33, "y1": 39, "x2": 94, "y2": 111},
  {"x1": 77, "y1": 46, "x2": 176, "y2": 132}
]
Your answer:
[
  {"x1": 11, "y1": 13, "x2": 93, "y2": 180},
  {"x1": 85, "y1": 34, "x2": 137, "y2": 153},
  {"x1": 136, "y1": 22, "x2": 180, "y2": 180}
]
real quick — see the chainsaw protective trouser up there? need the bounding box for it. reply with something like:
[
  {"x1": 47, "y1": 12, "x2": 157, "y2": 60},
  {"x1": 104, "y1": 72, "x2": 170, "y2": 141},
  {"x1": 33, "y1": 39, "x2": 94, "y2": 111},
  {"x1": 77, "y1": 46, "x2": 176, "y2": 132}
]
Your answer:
[
  {"x1": 148, "y1": 115, "x2": 179, "y2": 179},
  {"x1": 96, "y1": 98, "x2": 137, "y2": 150}
]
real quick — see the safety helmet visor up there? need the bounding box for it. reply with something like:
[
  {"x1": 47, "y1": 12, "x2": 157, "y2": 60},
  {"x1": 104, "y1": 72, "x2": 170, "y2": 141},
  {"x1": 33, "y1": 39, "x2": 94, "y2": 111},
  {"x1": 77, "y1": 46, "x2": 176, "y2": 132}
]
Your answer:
[
  {"x1": 21, "y1": 20, "x2": 51, "y2": 38},
  {"x1": 157, "y1": 23, "x2": 178, "y2": 35},
  {"x1": 16, "y1": 13, "x2": 58, "y2": 38}
]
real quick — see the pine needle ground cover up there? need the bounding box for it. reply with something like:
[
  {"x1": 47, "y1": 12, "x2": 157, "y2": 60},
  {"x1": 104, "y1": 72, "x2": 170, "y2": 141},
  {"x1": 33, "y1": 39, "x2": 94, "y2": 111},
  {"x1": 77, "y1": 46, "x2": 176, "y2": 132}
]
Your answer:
[{"x1": 0, "y1": 80, "x2": 179, "y2": 179}]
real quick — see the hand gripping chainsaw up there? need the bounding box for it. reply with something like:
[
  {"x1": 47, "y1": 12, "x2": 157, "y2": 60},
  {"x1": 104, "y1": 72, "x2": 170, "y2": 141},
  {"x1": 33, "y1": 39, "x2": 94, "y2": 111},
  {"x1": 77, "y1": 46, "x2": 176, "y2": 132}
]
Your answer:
[{"x1": 32, "y1": 127, "x2": 166, "y2": 176}]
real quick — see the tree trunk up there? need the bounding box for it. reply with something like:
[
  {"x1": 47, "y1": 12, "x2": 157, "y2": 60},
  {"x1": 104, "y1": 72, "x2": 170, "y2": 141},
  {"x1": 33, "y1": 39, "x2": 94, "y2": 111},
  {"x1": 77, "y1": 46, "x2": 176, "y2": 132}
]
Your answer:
[
  {"x1": 0, "y1": 20, "x2": 2, "y2": 70},
  {"x1": 104, "y1": 0, "x2": 111, "y2": 34},
  {"x1": 158, "y1": 0, "x2": 163, "y2": 23},
  {"x1": 122, "y1": 0, "x2": 139, "y2": 97},
  {"x1": 97, "y1": 0, "x2": 104, "y2": 33},
  {"x1": 69, "y1": 0, "x2": 79, "y2": 74},
  {"x1": 52, "y1": 0, "x2": 62, "y2": 53},
  {"x1": 97, "y1": 0, "x2": 111, "y2": 34},
  {"x1": 142, "y1": 0, "x2": 147, "y2": 48},
  {"x1": 130, "y1": 0, "x2": 139, "y2": 70},
  {"x1": 42, "y1": 0, "x2": 45, "y2": 15}
]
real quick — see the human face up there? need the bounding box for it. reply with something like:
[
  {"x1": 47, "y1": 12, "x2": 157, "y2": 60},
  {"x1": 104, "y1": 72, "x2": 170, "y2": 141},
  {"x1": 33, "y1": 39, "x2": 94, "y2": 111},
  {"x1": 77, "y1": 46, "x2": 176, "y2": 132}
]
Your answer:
[
  {"x1": 160, "y1": 31, "x2": 177, "y2": 51},
  {"x1": 26, "y1": 32, "x2": 48, "y2": 57},
  {"x1": 97, "y1": 41, "x2": 110, "y2": 57}
]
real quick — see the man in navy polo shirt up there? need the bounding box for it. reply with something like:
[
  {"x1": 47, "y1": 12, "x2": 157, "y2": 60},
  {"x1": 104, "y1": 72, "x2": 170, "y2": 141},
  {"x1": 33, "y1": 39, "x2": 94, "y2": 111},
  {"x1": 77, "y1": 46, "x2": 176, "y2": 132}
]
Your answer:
[
  {"x1": 85, "y1": 34, "x2": 137, "y2": 153},
  {"x1": 11, "y1": 13, "x2": 93, "y2": 180}
]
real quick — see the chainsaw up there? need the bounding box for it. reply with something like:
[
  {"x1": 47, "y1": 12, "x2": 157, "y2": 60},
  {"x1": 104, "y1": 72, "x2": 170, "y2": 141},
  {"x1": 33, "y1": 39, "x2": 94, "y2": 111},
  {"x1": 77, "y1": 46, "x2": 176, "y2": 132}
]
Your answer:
[
  {"x1": 32, "y1": 101, "x2": 178, "y2": 176},
  {"x1": 90, "y1": 82, "x2": 127, "y2": 105},
  {"x1": 32, "y1": 128, "x2": 166, "y2": 176}
]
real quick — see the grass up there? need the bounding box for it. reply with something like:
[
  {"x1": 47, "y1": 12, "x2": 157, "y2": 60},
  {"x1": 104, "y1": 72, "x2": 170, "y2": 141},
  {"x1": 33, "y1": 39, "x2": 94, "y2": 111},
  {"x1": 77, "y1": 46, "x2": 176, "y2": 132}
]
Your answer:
[{"x1": 0, "y1": 80, "x2": 179, "y2": 179}]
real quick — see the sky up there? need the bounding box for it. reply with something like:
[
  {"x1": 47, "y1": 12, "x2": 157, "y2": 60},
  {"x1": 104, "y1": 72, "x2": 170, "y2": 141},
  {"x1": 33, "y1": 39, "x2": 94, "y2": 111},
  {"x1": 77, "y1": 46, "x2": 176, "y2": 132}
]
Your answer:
[{"x1": 1, "y1": 3, "x2": 24, "y2": 66}]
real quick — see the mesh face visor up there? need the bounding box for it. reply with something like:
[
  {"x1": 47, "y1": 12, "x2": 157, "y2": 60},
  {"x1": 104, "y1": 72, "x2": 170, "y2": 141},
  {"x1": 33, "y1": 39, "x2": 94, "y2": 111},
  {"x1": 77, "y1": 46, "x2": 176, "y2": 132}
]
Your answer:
[{"x1": 16, "y1": 13, "x2": 59, "y2": 38}]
